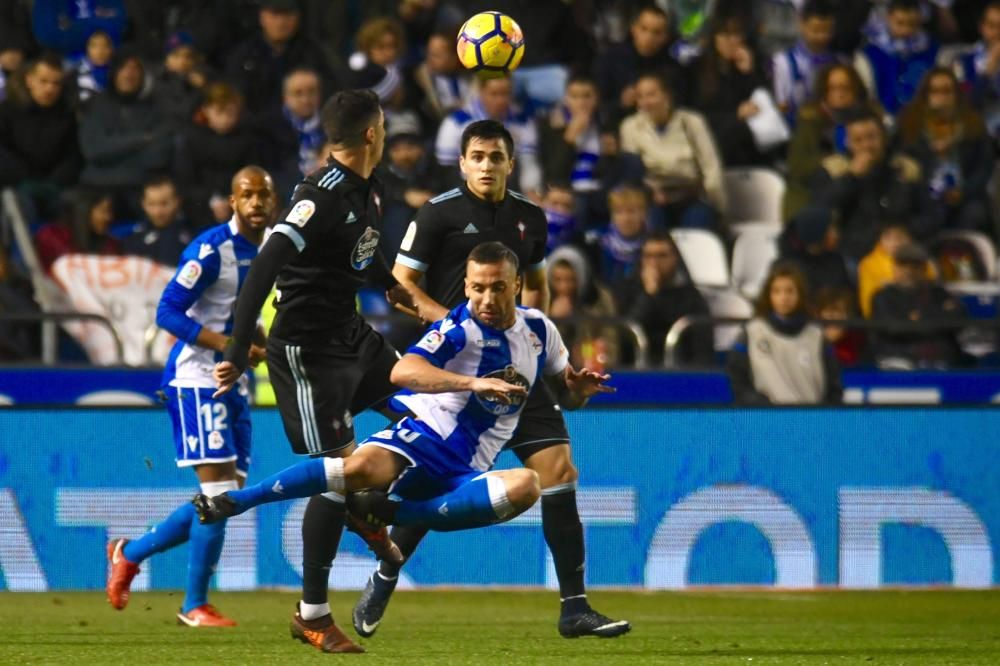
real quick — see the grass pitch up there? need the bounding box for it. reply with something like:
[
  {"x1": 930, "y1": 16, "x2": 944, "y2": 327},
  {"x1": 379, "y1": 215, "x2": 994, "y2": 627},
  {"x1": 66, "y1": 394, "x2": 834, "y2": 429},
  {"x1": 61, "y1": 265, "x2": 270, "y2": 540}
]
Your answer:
[{"x1": 0, "y1": 590, "x2": 997, "y2": 665}]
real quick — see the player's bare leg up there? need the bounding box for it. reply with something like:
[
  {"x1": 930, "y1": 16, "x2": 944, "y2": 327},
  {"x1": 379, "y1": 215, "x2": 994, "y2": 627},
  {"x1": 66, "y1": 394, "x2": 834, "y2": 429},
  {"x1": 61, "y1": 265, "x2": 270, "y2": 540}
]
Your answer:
[{"x1": 522, "y1": 444, "x2": 631, "y2": 638}]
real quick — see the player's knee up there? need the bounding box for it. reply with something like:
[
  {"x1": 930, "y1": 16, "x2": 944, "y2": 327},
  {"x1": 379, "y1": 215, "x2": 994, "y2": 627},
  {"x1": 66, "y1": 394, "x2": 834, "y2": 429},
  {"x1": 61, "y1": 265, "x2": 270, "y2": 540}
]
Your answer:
[
  {"x1": 539, "y1": 454, "x2": 578, "y2": 489},
  {"x1": 343, "y1": 455, "x2": 376, "y2": 485},
  {"x1": 505, "y1": 469, "x2": 541, "y2": 512}
]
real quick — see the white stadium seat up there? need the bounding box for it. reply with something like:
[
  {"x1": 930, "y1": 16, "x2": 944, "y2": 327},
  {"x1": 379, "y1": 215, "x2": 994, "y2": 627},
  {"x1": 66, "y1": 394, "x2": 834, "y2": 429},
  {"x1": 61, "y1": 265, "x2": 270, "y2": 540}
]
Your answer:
[
  {"x1": 724, "y1": 168, "x2": 786, "y2": 223},
  {"x1": 670, "y1": 228, "x2": 730, "y2": 288},
  {"x1": 699, "y1": 288, "x2": 754, "y2": 352},
  {"x1": 935, "y1": 230, "x2": 998, "y2": 280},
  {"x1": 731, "y1": 227, "x2": 781, "y2": 300}
]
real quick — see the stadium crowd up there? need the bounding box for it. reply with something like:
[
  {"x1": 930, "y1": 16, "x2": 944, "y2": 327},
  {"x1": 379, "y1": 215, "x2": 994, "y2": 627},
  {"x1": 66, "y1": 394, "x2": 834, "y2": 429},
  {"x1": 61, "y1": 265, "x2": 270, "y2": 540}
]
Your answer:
[{"x1": 1, "y1": 0, "x2": 998, "y2": 386}]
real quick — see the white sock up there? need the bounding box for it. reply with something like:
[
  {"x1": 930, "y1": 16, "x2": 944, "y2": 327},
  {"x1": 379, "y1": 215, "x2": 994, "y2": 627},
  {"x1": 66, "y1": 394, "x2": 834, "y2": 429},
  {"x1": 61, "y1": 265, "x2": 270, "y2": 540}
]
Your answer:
[
  {"x1": 200, "y1": 479, "x2": 239, "y2": 496},
  {"x1": 322, "y1": 458, "x2": 345, "y2": 495},
  {"x1": 299, "y1": 601, "x2": 330, "y2": 621},
  {"x1": 486, "y1": 474, "x2": 516, "y2": 520}
]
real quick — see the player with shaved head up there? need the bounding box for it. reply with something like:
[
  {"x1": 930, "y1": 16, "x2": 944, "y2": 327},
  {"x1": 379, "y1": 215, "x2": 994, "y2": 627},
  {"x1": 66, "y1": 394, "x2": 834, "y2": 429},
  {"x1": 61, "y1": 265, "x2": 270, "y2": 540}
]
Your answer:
[{"x1": 105, "y1": 165, "x2": 278, "y2": 627}]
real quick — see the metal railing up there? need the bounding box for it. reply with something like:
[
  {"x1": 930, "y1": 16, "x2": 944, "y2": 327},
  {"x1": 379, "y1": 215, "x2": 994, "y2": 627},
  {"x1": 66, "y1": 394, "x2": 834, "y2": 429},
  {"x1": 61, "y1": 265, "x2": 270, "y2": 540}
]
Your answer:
[
  {"x1": 664, "y1": 315, "x2": 1000, "y2": 368},
  {"x1": 0, "y1": 312, "x2": 125, "y2": 365}
]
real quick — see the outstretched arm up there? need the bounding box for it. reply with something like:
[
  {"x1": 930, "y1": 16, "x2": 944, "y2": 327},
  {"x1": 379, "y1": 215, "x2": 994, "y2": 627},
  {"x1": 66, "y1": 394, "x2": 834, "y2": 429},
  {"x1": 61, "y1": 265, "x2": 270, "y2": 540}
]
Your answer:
[
  {"x1": 391, "y1": 353, "x2": 527, "y2": 404},
  {"x1": 391, "y1": 263, "x2": 450, "y2": 324},
  {"x1": 545, "y1": 365, "x2": 615, "y2": 410}
]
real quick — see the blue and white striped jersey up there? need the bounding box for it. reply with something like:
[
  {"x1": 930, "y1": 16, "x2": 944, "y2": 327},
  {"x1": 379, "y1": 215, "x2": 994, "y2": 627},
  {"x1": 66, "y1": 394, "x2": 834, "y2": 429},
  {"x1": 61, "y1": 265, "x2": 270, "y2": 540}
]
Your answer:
[
  {"x1": 395, "y1": 303, "x2": 569, "y2": 472},
  {"x1": 158, "y1": 219, "x2": 261, "y2": 389}
]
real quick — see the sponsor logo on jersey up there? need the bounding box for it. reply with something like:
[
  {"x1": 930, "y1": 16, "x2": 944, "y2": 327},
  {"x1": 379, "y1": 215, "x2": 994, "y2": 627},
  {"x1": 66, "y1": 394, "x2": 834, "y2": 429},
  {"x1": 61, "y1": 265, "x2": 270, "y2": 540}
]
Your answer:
[
  {"x1": 351, "y1": 226, "x2": 381, "y2": 270},
  {"x1": 285, "y1": 199, "x2": 316, "y2": 227},
  {"x1": 475, "y1": 364, "x2": 530, "y2": 416},
  {"x1": 177, "y1": 260, "x2": 202, "y2": 289},
  {"x1": 475, "y1": 338, "x2": 501, "y2": 348},
  {"x1": 400, "y1": 221, "x2": 417, "y2": 252},
  {"x1": 418, "y1": 329, "x2": 446, "y2": 353}
]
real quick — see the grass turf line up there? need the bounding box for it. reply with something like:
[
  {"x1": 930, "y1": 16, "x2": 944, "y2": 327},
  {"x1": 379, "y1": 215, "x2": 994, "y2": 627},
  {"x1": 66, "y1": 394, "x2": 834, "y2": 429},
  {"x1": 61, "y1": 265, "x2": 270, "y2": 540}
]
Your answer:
[{"x1": 0, "y1": 590, "x2": 997, "y2": 665}]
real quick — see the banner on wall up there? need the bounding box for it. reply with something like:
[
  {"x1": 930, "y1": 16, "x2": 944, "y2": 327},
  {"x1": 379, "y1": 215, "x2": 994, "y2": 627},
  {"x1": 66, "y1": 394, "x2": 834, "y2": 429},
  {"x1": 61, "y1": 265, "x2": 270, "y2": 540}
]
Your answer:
[{"x1": 0, "y1": 408, "x2": 996, "y2": 591}]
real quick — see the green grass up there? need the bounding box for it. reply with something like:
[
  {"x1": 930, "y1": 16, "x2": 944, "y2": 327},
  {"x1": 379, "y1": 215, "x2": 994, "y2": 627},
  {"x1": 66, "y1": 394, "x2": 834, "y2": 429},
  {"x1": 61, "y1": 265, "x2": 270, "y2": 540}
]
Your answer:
[{"x1": 1, "y1": 590, "x2": 998, "y2": 665}]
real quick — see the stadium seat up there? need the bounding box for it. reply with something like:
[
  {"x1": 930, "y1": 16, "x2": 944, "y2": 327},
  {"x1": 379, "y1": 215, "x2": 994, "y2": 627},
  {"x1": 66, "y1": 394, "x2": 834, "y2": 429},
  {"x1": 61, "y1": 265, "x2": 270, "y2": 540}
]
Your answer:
[
  {"x1": 935, "y1": 230, "x2": 997, "y2": 280},
  {"x1": 698, "y1": 287, "x2": 753, "y2": 352},
  {"x1": 670, "y1": 228, "x2": 730, "y2": 288},
  {"x1": 723, "y1": 168, "x2": 786, "y2": 223},
  {"x1": 731, "y1": 227, "x2": 780, "y2": 300},
  {"x1": 730, "y1": 220, "x2": 782, "y2": 238}
]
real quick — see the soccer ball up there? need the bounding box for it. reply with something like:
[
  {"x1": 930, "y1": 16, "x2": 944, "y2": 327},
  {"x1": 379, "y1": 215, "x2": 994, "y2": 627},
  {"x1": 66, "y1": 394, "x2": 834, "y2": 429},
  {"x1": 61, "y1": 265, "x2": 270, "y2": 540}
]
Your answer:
[{"x1": 456, "y1": 11, "x2": 525, "y2": 75}]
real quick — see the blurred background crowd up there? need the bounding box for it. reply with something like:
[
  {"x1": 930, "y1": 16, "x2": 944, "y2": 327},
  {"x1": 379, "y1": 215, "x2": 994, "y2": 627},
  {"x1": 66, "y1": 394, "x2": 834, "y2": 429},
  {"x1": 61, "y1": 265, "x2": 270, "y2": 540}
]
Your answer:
[{"x1": 2, "y1": 0, "x2": 1000, "y2": 402}]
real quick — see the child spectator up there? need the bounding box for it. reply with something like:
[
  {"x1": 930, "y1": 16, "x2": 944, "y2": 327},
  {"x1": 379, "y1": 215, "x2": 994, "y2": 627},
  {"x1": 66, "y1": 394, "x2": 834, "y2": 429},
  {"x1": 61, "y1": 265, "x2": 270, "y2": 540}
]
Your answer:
[
  {"x1": 871, "y1": 242, "x2": 966, "y2": 368},
  {"x1": 354, "y1": 16, "x2": 406, "y2": 70},
  {"x1": 152, "y1": 31, "x2": 209, "y2": 128},
  {"x1": 784, "y1": 63, "x2": 882, "y2": 218},
  {"x1": 588, "y1": 185, "x2": 649, "y2": 284},
  {"x1": 70, "y1": 29, "x2": 114, "y2": 104},
  {"x1": 613, "y1": 230, "x2": 713, "y2": 367},
  {"x1": 855, "y1": 0, "x2": 939, "y2": 116},
  {"x1": 542, "y1": 182, "x2": 579, "y2": 254},
  {"x1": 727, "y1": 263, "x2": 843, "y2": 404},
  {"x1": 810, "y1": 109, "x2": 937, "y2": 262},
  {"x1": 857, "y1": 223, "x2": 937, "y2": 317},
  {"x1": 547, "y1": 245, "x2": 620, "y2": 371},
  {"x1": 956, "y1": 2, "x2": 1000, "y2": 140},
  {"x1": 120, "y1": 176, "x2": 192, "y2": 266},
  {"x1": 413, "y1": 31, "x2": 472, "y2": 122},
  {"x1": 900, "y1": 67, "x2": 994, "y2": 235},
  {"x1": 778, "y1": 205, "x2": 853, "y2": 294},
  {"x1": 540, "y1": 75, "x2": 602, "y2": 201},
  {"x1": 772, "y1": 0, "x2": 840, "y2": 125},
  {"x1": 814, "y1": 287, "x2": 870, "y2": 367},
  {"x1": 620, "y1": 71, "x2": 725, "y2": 231},
  {"x1": 176, "y1": 82, "x2": 258, "y2": 226}
]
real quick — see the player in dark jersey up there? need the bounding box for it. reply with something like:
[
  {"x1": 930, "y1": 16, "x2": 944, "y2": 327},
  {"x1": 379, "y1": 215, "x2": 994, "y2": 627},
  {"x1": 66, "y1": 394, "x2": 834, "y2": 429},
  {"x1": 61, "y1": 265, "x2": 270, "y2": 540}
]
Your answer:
[
  {"x1": 353, "y1": 120, "x2": 631, "y2": 639},
  {"x1": 213, "y1": 89, "x2": 409, "y2": 654}
]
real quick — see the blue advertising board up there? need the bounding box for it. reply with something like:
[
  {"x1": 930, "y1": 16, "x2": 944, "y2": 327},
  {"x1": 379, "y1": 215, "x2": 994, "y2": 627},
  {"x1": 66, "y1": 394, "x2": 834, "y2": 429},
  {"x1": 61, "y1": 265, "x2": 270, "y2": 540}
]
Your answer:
[{"x1": 0, "y1": 408, "x2": 996, "y2": 591}]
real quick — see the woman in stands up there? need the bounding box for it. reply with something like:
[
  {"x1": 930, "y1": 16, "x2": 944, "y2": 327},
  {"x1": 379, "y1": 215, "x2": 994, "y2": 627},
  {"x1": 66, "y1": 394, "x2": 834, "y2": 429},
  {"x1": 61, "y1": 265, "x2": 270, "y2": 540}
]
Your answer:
[{"x1": 727, "y1": 263, "x2": 843, "y2": 404}]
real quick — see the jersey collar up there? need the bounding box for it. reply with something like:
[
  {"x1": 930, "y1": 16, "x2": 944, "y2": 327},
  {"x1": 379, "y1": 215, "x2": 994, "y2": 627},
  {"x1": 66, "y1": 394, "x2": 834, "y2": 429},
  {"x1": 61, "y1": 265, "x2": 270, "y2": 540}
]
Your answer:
[
  {"x1": 326, "y1": 156, "x2": 372, "y2": 191},
  {"x1": 460, "y1": 182, "x2": 506, "y2": 210}
]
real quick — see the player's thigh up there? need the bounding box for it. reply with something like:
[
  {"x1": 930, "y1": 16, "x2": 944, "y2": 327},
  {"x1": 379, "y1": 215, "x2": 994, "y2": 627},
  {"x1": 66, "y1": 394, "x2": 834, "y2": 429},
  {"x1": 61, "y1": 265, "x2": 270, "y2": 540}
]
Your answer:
[
  {"x1": 343, "y1": 444, "x2": 408, "y2": 491},
  {"x1": 166, "y1": 385, "x2": 244, "y2": 472},
  {"x1": 349, "y1": 323, "x2": 401, "y2": 416},
  {"x1": 267, "y1": 338, "x2": 365, "y2": 456}
]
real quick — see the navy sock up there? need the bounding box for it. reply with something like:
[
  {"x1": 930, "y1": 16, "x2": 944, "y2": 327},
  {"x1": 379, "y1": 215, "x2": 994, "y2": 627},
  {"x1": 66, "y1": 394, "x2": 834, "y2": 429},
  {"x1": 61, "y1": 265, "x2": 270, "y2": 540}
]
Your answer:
[
  {"x1": 542, "y1": 490, "x2": 589, "y2": 615},
  {"x1": 301, "y1": 494, "x2": 345, "y2": 605},
  {"x1": 182, "y1": 518, "x2": 226, "y2": 613},
  {"x1": 377, "y1": 526, "x2": 428, "y2": 577},
  {"x1": 224, "y1": 458, "x2": 328, "y2": 514},
  {"x1": 123, "y1": 502, "x2": 195, "y2": 563}
]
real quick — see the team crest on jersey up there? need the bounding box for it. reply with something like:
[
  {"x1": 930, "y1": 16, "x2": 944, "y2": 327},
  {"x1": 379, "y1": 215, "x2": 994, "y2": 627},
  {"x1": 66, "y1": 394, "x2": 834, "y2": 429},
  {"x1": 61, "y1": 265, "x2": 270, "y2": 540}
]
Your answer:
[
  {"x1": 475, "y1": 364, "x2": 529, "y2": 416},
  {"x1": 527, "y1": 331, "x2": 543, "y2": 355},
  {"x1": 351, "y1": 226, "x2": 381, "y2": 270},
  {"x1": 176, "y1": 260, "x2": 202, "y2": 289},
  {"x1": 285, "y1": 199, "x2": 316, "y2": 227},
  {"x1": 417, "y1": 329, "x2": 445, "y2": 353},
  {"x1": 208, "y1": 431, "x2": 224, "y2": 450}
]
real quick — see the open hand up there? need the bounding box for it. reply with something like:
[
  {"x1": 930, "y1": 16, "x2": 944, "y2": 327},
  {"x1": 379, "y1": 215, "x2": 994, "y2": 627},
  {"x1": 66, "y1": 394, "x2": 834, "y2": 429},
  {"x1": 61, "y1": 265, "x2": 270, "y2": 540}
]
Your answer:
[
  {"x1": 469, "y1": 377, "x2": 528, "y2": 405},
  {"x1": 565, "y1": 366, "x2": 615, "y2": 399}
]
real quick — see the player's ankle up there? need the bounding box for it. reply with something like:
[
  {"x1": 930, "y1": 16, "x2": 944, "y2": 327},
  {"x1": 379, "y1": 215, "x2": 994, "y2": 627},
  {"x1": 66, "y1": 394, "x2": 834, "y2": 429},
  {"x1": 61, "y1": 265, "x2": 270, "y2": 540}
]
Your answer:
[{"x1": 560, "y1": 594, "x2": 589, "y2": 616}]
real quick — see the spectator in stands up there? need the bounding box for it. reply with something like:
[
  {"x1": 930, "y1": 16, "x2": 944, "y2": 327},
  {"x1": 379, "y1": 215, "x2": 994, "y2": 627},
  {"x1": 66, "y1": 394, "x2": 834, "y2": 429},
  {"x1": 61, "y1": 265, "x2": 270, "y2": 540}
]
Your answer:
[
  {"x1": 547, "y1": 245, "x2": 620, "y2": 371},
  {"x1": 779, "y1": 205, "x2": 853, "y2": 295},
  {"x1": 899, "y1": 67, "x2": 995, "y2": 235},
  {"x1": 0, "y1": 53, "x2": 82, "y2": 222},
  {"x1": 683, "y1": 8, "x2": 773, "y2": 167},
  {"x1": 259, "y1": 67, "x2": 324, "y2": 194},
  {"x1": 175, "y1": 82, "x2": 258, "y2": 227},
  {"x1": 35, "y1": 189, "x2": 119, "y2": 271},
  {"x1": 810, "y1": 109, "x2": 937, "y2": 262},
  {"x1": 728, "y1": 263, "x2": 843, "y2": 404},
  {"x1": 815, "y1": 287, "x2": 870, "y2": 368},
  {"x1": 784, "y1": 63, "x2": 882, "y2": 219},
  {"x1": 772, "y1": 0, "x2": 839, "y2": 126},
  {"x1": 353, "y1": 16, "x2": 406, "y2": 70},
  {"x1": 595, "y1": 5, "x2": 678, "y2": 121},
  {"x1": 0, "y1": 243, "x2": 39, "y2": 360},
  {"x1": 542, "y1": 182, "x2": 579, "y2": 254},
  {"x1": 613, "y1": 230, "x2": 712, "y2": 367},
  {"x1": 152, "y1": 31, "x2": 210, "y2": 128},
  {"x1": 79, "y1": 49, "x2": 172, "y2": 218},
  {"x1": 413, "y1": 30, "x2": 473, "y2": 122},
  {"x1": 620, "y1": 71, "x2": 725, "y2": 233},
  {"x1": 0, "y1": 25, "x2": 29, "y2": 102},
  {"x1": 956, "y1": 2, "x2": 1000, "y2": 140},
  {"x1": 224, "y1": 0, "x2": 334, "y2": 117},
  {"x1": 68, "y1": 29, "x2": 114, "y2": 104},
  {"x1": 588, "y1": 185, "x2": 650, "y2": 284},
  {"x1": 857, "y1": 222, "x2": 937, "y2": 316},
  {"x1": 32, "y1": 0, "x2": 126, "y2": 57},
  {"x1": 871, "y1": 242, "x2": 966, "y2": 368},
  {"x1": 435, "y1": 75, "x2": 541, "y2": 197},
  {"x1": 120, "y1": 176, "x2": 192, "y2": 266},
  {"x1": 375, "y1": 115, "x2": 450, "y2": 259},
  {"x1": 855, "y1": 0, "x2": 938, "y2": 116},
  {"x1": 540, "y1": 75, "x2": 602, "y2": 200}
]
